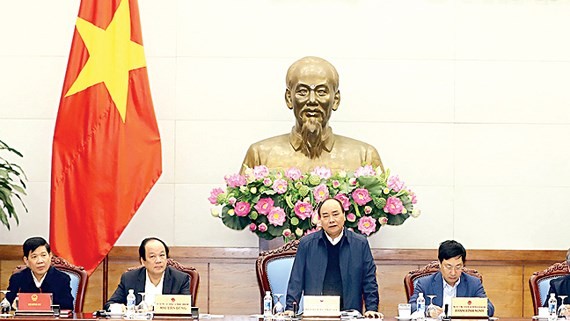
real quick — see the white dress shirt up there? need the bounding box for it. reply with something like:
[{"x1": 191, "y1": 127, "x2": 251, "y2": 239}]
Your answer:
[{"x1": 144, "y1": 270, "x2": 165, "y2": 305}]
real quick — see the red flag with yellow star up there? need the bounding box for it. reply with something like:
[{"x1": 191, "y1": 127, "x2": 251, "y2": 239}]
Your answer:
[{"x1": 50, "y1": 0, "x2": 162, "y2": 275}]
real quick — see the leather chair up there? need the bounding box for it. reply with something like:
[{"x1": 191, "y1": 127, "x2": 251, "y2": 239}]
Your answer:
[
  {"x1": 13, "y1": 256, "x2": 88, "y2": 312},
  {"x1": 403, "y1": 261, "x2": 483, "y2": 301},
  {"x1": 128, "y1": 258, "x2": 200, "y2": 305},
  {"x1": 256, "y1": 240, "x2": 302, "y2": 313},
  {"x1": 529, "y1": 261, "x2": 569, "y2": 315}
]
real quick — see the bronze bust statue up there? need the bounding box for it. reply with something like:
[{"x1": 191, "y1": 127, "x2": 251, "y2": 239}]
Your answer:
[{"x1": 241, "y1": 56, "x2": 384, "y2": 173}]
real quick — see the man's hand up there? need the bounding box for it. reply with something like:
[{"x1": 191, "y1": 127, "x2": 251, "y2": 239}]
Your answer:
[
  {"x1": 364, "y1": 311, "x2": 383, "y2": 319},
  {"x1": 280, "y1": 310, "x2": 295, "y2": 317},
  {"x1": 428, "y1": 306, "x2": 444, "y2": 319}
]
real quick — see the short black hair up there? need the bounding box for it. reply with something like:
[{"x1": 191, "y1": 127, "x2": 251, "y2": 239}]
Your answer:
[
  {"x1": 139, "y1": 237, "x2": 169, "y2": 261},
  {"x1": 23, "y1": 237, "x2": 50, "y2": 258},
  {"x1": 316, "y1": 197, "x2": 345, "y2": 217},
  {"x1": 438, "y1": 240, "x2": 466, "y2": 263}
]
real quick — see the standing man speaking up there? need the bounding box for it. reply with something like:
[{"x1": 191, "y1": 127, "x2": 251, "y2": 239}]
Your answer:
[{"x1": 285, "y1": 198, "x2": 383, "y2": 318}]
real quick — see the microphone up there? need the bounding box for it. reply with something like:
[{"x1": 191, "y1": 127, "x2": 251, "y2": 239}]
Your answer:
[{"x1": 443, "y1": 304, "x2": 450, "y2": 321}]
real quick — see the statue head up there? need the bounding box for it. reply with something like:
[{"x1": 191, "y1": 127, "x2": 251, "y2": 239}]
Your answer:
[{"x1": 285, "y1": 56, "x2": 341, "y2": 158}]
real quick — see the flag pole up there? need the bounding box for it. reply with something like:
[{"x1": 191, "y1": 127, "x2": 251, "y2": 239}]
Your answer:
[{"x1": 103, "y1": 255, "x2": 109, "y2": 304}]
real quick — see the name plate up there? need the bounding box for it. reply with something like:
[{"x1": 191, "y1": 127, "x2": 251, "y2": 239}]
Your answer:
[
  {"x1": 303, "y1": 295, "x2": 340, "y2": 317},
  {"x1": 154, "y1": 294, "x2": 192, "y2": 315},
  {"x1": 17, "y1": 293, "x2": 53, "y2": 312},
  {"x1": 451, "y1": 297, "x2": 488, "y2": 317}
]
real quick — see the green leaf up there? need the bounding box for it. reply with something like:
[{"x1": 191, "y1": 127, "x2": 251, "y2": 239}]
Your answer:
[{"x1": 220, "y1": 207, "x2": 249, "y2": 230}]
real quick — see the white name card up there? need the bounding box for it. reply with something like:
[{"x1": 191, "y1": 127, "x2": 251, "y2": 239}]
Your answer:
[
  {"x1": 154, "y1": 294, "x2": 192, "y2": 315},
  {"x1": 303, "y1": 295, "x2": 340, "y2": 317},
  {"x1": 451, "y1": 297, "x2": 488, "y2": 317}
]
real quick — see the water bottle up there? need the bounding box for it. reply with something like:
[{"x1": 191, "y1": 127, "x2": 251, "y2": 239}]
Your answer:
[
  {"x1": 416, "y1": 292, "x2": 426, "y2": 319},
  {"x1": 263, "y1": 291, "x2": 272, "y2": 317},
  {"x1": 548, "y1": 293, "x2": 557, "y2": 320},
  {"x1": 126, "y1": 289, "x2": 136, "y2": 316}
]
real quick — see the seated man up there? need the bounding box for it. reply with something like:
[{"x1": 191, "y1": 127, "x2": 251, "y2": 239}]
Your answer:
[
  {"x1": 409, "y1": 240, "x2": 494, "y2": 317},
  {"x1": 543, "y1": 247, "x2": 570, "y2": 316},
  {"x1": 285, "y1": 198, "x2": 382, "y2": 318},
  {"x1": 104, "y1": 237, "x2": 190, "y2": 310},
  {"x1": 6, "y1": 237, "x2": 74, "y2": 310}
]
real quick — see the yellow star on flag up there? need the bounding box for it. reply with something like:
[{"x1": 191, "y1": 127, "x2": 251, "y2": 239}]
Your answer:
[{"x1": 65, "y1": 0, "x2": 146, "y2": 122}]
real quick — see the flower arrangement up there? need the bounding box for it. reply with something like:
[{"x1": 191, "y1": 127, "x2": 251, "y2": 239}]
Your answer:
[{"x1": 209, "y1": 165, "x2": 419, "y2": 241}]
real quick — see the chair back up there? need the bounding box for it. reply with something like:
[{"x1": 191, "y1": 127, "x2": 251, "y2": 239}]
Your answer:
[
  {"x1": 529, "y1": 261, "x2": 570, "y2": 315},
  {"x1": 403, "y1": 261, "x2": 483, "y2": 301},
  {"x1": 13, "y1": 256, "x2": 88, "y2": 312},
  {"x1": 256, "y1": 240, "x2": 303, "y2": 313},
  {"x1": 128, "y1": 258, "x2": 200, "y2": 305}
]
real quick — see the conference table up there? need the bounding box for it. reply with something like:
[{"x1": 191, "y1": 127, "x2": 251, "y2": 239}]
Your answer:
[{"x1": 0, "y1": 314, "x2": 538, "y2": 321}]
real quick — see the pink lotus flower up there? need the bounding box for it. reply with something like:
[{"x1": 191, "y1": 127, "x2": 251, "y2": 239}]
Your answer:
[
  {"x1": 254, "y1": 198, "x2": 274, "y2": 215},
  {"x1": 346, "y1": 213, "x2": 356, "y2": 222},
  {"x1": 364, "y1": 206, "x2": 372, "y2": 214},
  {"x1": 294, "y1": 200, "x2": 313, "y2": 220},
  {"x1": 409, "y1": 190, "x2": 418, "y2": 204},
  {"x1": 355, "y1": 165, "x2": 376, "y2": 178},
  {"x1": 384, "y1": 196, "x2": 404, "y2": 215},
  {"x1": 272, "y1": 179, "x2": 288, "y2": 194},
  {"x1": 283, "y1": 229, "x2": 292, "y2": 237},
  {"x1": 332, "y1": 180, "x2": 340, "y2": 188},
  {"x1": 286, "y1": 167, "x2": 302, "y2": 180},
  {"x1": 258, "y1": 223, "x2": 268, "y2": 232},
  {"x1": 311, "y1": 166, "x2": 332, "y2": 179},
  {"x1": 224, "y1": 174, "x2": 247, "y2": 188},
  {"x1": 234, "y1": 202, "x2": 251, "y2": 217},
  {"x1": 208, "y1": 188, "x2": 224, "y2": 204},
  {"x1": 253, "y1": 165, "x2": 270, "y2": 179},
  {"x1": 228, "y1": 197, "x2": 236, "y2": 205},
  {"x1": 357, "y1": 216, "x2": 377, "y2": 236},
  {"x1": 313, "y1": 184, "x2": 330, "y2": 202},
  {"x1": 352, "y1": 188, "x2": 372, "y2": 206},
  {"x1": 311, "y1": 212, "x2": 321, "y2": 226},
  {"x1": 249, "y1": 223, "x2": 257, "y2": 231},
  {"x1": 349, "y1": 178, "x2": 357, "y2": 185},
  {"x1": 305, "y1": 227, "x2": 321, "y2": 235},
  {"x1": 388, "y1": 175, "x2": 405, "y2": 192},
  {"x1": 268, "y1": 206, "x2": 286, "y2": 226},
  {"x1": 263, "y1": 178, "x2": 272, "y2": 186},
  {"x1": 334, "y1": 193, "x2": 351, "y2": 211},
  {"x1": 379, "y1": 217, "x2": 388, "y2": 225}
]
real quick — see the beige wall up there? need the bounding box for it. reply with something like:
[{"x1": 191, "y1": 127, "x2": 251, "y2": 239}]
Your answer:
[{"x1": 1, "y1": 1, "x2": 570, "y2": 249}]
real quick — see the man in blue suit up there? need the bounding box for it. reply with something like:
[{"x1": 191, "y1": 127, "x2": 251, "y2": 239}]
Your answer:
[
  {"x1": 543, "y1": 248, "x2": 570, "y2": 315},
  {"x1": 409, "y1": 240, "x2": 494, "y2": 317}
]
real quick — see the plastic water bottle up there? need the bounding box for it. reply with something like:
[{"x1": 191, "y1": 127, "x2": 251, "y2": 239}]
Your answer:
[
  {"x1": 416, "y1": 293, "x2": 426, "y2": 319},
  {"x1": 263, "y1": 291, "x2": 273, "y2": 317},
  {"x1": 126, "y1": 289, "x2": 136, "y2": 316},
  {"x1": 548, "y1": 293, "x2": 557, "y2": 320}
]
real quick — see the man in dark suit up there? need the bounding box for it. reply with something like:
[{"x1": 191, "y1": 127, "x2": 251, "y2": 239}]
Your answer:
[
  {"x1": 6, "y1": 237, "x2": 74, "y2": 310},
  {"x1": 285, "y1": 198, "x2": 382, "y2": 318},
  {"x1": 543, "y1": 248, "x2": 570, "y2": 316},
  {"x1": 104, "y1": 237, "x2": 190, "y2": 310},
  {"x1": 409, "y1": 240, "x2": 494, "y2": 317}
]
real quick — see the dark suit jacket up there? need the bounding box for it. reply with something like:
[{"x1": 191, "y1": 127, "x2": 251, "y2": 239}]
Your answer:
[
  {"x1": 543, "y1": 274, "x2": 570, "y2": 307},
  {"x1": 6, "y1": 266, "x2": 74, "y2": 311},
  {"x1": 409, "y1": 271, "x2": 495, "y2": 317},
  {"x1": 104, "y1": 266, "x2": 190, "y2": 310},
  {"x1": 286, "y1": 228, "x2": 379, "y2": 313}
]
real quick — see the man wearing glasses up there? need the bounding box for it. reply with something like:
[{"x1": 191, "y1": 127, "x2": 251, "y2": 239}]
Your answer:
[{"x1": 409, "y1": 240, "x2": 494, "y2": 317}]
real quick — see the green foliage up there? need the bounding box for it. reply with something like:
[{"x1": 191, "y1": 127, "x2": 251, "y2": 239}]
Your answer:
[{"x1": 0, "y1": 139, "x2": 28, "y2": 230}]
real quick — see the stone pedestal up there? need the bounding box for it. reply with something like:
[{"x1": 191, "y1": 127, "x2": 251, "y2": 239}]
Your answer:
[{"x1": 258, "y1": 237, "x2": 285, "y2": 252}]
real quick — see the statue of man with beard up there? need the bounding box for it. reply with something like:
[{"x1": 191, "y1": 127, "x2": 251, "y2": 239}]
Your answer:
[{"x1": 240, "y1": 56, "x2": 384, "y2": 173}]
